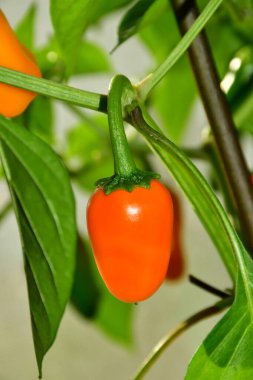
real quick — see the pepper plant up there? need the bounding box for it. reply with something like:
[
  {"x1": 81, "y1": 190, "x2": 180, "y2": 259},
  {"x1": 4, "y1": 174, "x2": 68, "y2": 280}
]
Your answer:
[{"x1": 1, "y1": 0, "x2": 253, "y2": 379}]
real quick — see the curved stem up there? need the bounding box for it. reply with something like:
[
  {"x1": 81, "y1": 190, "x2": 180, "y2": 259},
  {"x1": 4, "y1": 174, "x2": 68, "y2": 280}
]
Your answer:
[
  {"x1": 136, "y1": 0, "x2": 223, "y2": 100},
  {"x1": 0, "y1": 66, "x2": 107, "y2": 112},
  {"x1": 108, "y1": 75, "x2": 136, "y2": 176},
  {"x1": 133, "y1": 297, "x2": 232, "y2": 380}
]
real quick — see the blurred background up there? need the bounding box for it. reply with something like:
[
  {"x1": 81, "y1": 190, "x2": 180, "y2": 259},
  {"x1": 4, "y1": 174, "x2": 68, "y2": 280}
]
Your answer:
[{"x1": 0, "y1": 0, "x2": 249, "y2": 379}]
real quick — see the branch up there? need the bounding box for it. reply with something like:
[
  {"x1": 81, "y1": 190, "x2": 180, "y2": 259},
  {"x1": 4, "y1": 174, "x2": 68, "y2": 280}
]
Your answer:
[
  {"x1": 133, "y1": 297, "x2": 232, "y2": 380},
  {"x1": 171, "y1": 0, "x2": 253, "y2": 254},
  {"x1": 189, "y1": 274, "x2": 231, "y2": 299},
  {"x1": 0, "y1": 67, "x2": 107, "y2": 112}
]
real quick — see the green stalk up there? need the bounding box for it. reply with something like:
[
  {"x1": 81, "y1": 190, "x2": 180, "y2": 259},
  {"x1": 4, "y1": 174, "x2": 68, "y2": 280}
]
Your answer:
[
  {"x1": 108, "y1": 75, "x2": 137, "y2": 176},
  {"x1": 0, "y1": 66, "x2": 107, "y2": 112},
  {"x1": 136, "y1": 0, "x2": 223, "y2": 99},
  {"x1": 96, "y1": 75, "x2": 160, "y2": 194}
]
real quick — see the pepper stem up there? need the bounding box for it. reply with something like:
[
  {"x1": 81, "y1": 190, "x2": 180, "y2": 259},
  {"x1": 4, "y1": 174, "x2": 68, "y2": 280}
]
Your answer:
[
  {"x1": 96, "y1": 75, "x2": 160, "y2": 194},
  {"x1": 108, "y1": 75, "x2": 136, "y2": 176}
]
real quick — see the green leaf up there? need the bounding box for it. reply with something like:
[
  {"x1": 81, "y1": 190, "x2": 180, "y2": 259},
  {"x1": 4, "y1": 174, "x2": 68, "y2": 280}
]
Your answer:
[
  {"x1": 140, "y1": 4, "x2": 196, "y2": 141},
  {"x1": 88, "y1": 0, "x2": 135, "y2": 24},
  {"x1": 66, "y1": 119, "x2": 108, "y2": 162},
  {"x1": 50, "y1": 0, "x2": 132, "y2": 76},
  {"x1": 71, "y1": 237, "x2": 101, "y2": 319},
  {"x1": 226, "y1": 50, "x2": 253, "y2": 135},
  {"x1": 115, "y1": 0, "x2": 157, "y2": 49},
  {"x1": 152, "y1": 58, "x2": 196, "y2": 142},
  {"x1": 185, "y1": 255, "x2": 253, "y2": 379},
  {"x1": 0, "y1": 116, "x2": 76, "y2": 377},
  {"x1": 65, "y1": 116, "x2": 114, "y2": 192},
  {"x1": 25, "y1": 96, "x2": 54, "y2": 144},
  {"x1": 74, "y1": 40, "x2": 111, "y2": 75},
  {"x1": 96, "y1": 290, "x2": 134, "y2": 345},
  {"x1": 35, "y1": 37, "x2": 111, "y2": 80},
  {"x1": 50, "y1": 0, "x2": 93, "y2": 76},
  {"x1": 222, "y1": 0, "x2": 253, "y2": 45},
  {"x1": 205, "y1": 9, "x2": 243, "y2": 77},
  {"x1": 75, "y1": 158, "x2": 114, "y2": 192},
  {"x1": 15, "y1": 4, "x2": 36, "y2": 50}
]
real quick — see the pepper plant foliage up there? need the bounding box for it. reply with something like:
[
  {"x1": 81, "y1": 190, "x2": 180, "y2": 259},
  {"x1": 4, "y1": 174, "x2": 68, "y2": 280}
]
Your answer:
[{"x1": 1, "y1": 0, "x2": 253, "y2": 378}]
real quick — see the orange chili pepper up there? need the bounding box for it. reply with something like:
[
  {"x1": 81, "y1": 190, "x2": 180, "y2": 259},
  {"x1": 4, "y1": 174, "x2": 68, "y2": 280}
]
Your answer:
[
  {"x1": 87, "y1": 180, "x2": 173, "y2": 302},
  {"x1": 0, "y1": 10, "x2": 41, "y2": 117}
]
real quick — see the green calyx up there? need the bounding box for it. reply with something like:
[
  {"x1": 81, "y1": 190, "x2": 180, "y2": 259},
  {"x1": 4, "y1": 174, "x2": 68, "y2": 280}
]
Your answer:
[
  {"x1": 95, "y1": 74, "x2": 160, "y2": 195},
  {"x1": 96, "y1": 169, "x2": 160, "y2": 195}
]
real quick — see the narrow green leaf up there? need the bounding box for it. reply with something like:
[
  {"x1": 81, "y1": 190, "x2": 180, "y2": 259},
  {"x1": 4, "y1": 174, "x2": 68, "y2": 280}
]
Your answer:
[
  {"x1": 115, "y1": 0, "x2": 157, "y2": 49},
  {"x1": 96, "y1": 290, "x2": 134, "y2": 345},
  {"x1": 15, "y1": 4, "x2": 36, "y2": 50},
  {"x1": 25, "y1": 96, "x2": 54, "y2": 144},
  {"x1": 0, "y1": 116, "x2": 76, "y2": 377}
]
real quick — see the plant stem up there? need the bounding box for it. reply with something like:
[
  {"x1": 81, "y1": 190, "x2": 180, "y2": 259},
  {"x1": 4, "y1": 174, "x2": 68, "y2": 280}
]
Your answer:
[
  {"x1": 136, "y1": 0, "x2": 223, "y2": 99},
  {"x1": 0, "y1": 66, "x2": 107, "y2": 112},
  {"x1": 132, "y1": 297, "x2": 232, "y2": 380},
  {"x1": 108, "y1": 76, "x2": 137, "y2": 176},
  {"x1": 189, "y1": 274, "x2": 231, "y2": 299},
  {"x1": 171, "y1": 0, "x2": 253, "y2": 254}
]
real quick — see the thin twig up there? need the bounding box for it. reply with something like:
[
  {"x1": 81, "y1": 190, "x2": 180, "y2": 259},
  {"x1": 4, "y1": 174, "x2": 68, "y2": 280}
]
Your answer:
[
  {"x1": 132, "y1": 297, "x2": 232, "y2": 380},
  {"x1": 189, "y1": 274, "x2": 231, "y2": 299}
]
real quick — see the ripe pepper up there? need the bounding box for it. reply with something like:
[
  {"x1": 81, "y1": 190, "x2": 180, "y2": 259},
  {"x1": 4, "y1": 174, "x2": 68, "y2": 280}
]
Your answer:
[
  {"x1": 166, "y1": 190, "x2": 185, "y2": 281},
  {"x1": 87, "y1": 179, "x2": 173, "y2": 302},
  {"x1": 87, "y1": 75, "x2": 173, "y2": 303},
  {"x1": 0, "y1": 10, "x2": 41, "y2": 117}
]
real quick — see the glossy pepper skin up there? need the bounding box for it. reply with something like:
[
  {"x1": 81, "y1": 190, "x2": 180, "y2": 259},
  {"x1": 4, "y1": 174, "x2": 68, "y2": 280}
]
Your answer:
[
  {"x1": 166, "y1": 190, "x2": 185, "y2": 281},
  {"x1": 87, "y1": 179, "x2": 173, "y2": 303},
  {"x1": 0, "y1": 10, "x2": 41, "y2": 117}
]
